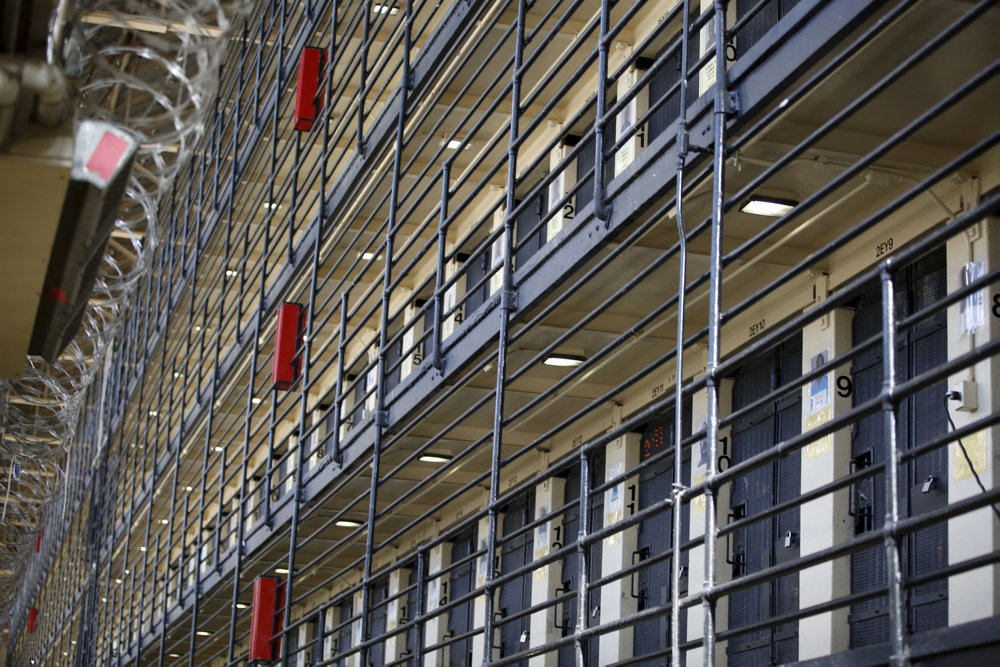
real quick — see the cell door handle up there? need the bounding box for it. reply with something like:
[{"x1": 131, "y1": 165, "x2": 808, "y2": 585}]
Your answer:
[
  {"x1": 553, "y1": 580, "x2": 571, "y2": 631},
  {"x1": 630, "y1": 548, "x2": 649, "y2": 601}
]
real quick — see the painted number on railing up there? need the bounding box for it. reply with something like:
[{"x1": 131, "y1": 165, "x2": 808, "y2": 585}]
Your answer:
[
  {"x1": 563, "y1": 202, "x2": 575, "y2": 220},
  {"x1": 875, "y1": 237, "x2": 894, "y2": 258},
  {"x1": 836, "y1": 375, "x2": 853, "y2": 398},
  {"x1": 748, "y1": 318, "x2": 765, "y2": 338},
  {"x1": 651, "y1": 383, "x2": 665, "y2": 399},
  {"x1": 993, "y1": 294, "x2": 1000, "y2": 318}
]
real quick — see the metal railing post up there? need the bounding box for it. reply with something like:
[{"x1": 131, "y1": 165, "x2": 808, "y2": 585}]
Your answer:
[
  {"x1": 482, "y1": 0, "x2": 527, "y2": 663},
  {"x1": 702, "y1": 1, "x2": 731, "y2": 662},
  {"x1": 880, "y1": 266, "x2": 908, "y2": 665}
]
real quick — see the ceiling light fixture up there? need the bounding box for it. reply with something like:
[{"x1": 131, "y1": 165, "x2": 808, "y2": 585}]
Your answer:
[
  {"x1": 195, "y1": 630, "x2": 211, "y2": 636},
  {"x1": 446, "y1": 139, "x2": 463, "y2": 150},
  {"x1": 739, "y1": 195, "x2": 797, "y2": 217},
  {"x1": 418, "y1": 453, "x2": 452, "y2": 463},
  {"x1": 360, "y1": 251, "x2": 377, "y2": 261},
  {"x1": 262, "y1": 201, "x2": 279, "y2": 210},
  {"x1": 160, "y1": 519, "x2": 169, "y2": 525},
  {"x1": 543, "y1": 354, "x2": 586, "y2": 368},
  {"x1": 335, "y1": 519, "x2": 363, "y2": 528},
  {"x1": 235, "y1": 602, "x2": 248, "y2": 609},
  {"x1": 225, "y1": 268, "x2": 239, "y2": 278},
  {"x1": 251, "y1": 397, "x2": 262, "y2": 405},
  {"x1": 274, "y1": 567, "x2": 289, "y2": 574},
  {"x1": 373, "y1": 4, "x2": 399, "y2": 14}
]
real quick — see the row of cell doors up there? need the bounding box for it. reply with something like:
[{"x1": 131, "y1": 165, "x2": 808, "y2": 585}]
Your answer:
[
  {"x1": 321, "y1": 249, "x2": 948, "y2": 665},
  {"x1": 726, "y1": 248, "x2": 949, "y2": 664}
]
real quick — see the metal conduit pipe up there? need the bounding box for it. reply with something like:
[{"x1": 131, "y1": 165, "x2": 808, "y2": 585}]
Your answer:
[
  {"x1": 592, "y1": 0, "x2": 613, "y2": 224},
  {"x1": 671, "y1": 1, "x2": 692, "y2": 663}
]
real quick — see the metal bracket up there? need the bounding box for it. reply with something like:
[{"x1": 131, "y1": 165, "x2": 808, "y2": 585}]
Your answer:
[
  {"x1": 501, "y1": 289, "x2": 518, "y2": 312},
  {"x1": 375, "y1": 410, "x2": 390, "y2": 428},
  {"x1": 726, "y1": 90, "x2": 740, "y2": 116}
]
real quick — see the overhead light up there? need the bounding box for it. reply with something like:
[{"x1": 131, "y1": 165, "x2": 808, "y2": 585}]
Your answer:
[
  {"x1": 139, "y1": 546, "x2": 147, "y2": 552},
  {"x1": 335, "y1": 519, "x2": 363, "y2": 528},
  {"x1": 148, "y1": 410, "x2": 158, "y2": 417},
  {"x1": 262, "y1": 201, "x2": 279, "y2": 210},
  {"x1": 194, "y1": 325, "x2": 202, "y2": 332},
  {"x1": 419, "y1": 453, "x2": 452, "y2": 463},
  {"x1": 235, "y1": 602, "x2": 248, "y2": 609},
  {"x1": 446, "y1": 139, "x2": 463, "y2": 150},
  {"x1": 274, "y1": 568, "x2": 289, "y2": 574},
  {"x1": 225, "y1": 268, "x2": 239, "y2": 278},
  {"x1": 195, "y1": 630, "x2": 211, "y2": 636},
  {"x1": 251, "y1": 397, "x2": 262, "y2": 405},
  {"x1": 160, "y1": 519, "x2": 169, "y2": 525},
  {"x1": 115, "y1": 578, "x2": 122, "y2": 584},
  {"x1": 544, "y1": 354, "x2": 586, "y2": 368},
  {"x1": 360, "y1": 251, "x2": 377, "y2": 261},
  {"x1": 739, "y1": 195, "x2": 797, "y2": 217},
  {"x1": 215, "y1": 446, "x2": 223, "y2": 452},
  {"x1": 185, "y1": 486, "x2": 194, "y2": 491},
  {"x1": 173, "y1": 371, "x2": 181, "y2": 378},
  {"x1": 373, "y1": 4, "x2": 398, "y2": 14},
  {"x1": 168, "y1": 654, "x2": 182, "y2": 658}
]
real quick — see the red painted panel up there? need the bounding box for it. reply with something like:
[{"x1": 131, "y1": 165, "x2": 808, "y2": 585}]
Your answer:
[
  {"x1": 28, "y1": 608, "x2": 37, "y2": 633},
  {"x1": 294, "y1": 47, "x2": 325, "y2": 132},
  {"x1": 272, "y1": 303, "x2": 303, "y2": 390},
  {"x1": 249, "y1": 577, "x2": 278, "y2": 660}
]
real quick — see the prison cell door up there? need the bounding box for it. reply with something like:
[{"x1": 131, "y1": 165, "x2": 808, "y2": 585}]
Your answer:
[
  {"x1": 849, "y1": 248, "x2": 949, "y2": 647},
  {"x1": 335, "y1": 600, "x2": 352, "y2": 667},
  {"x1": 727, "y1": 334, "x2": 802, "y2": 666},
  {"x1": 515, "y1": 195, "x2": 545, "y2": 268},
  {"x1": 559, "y1": 453, "x2": 604, "y2": 667},
  {"x1": 499, "y1": 490, "x2": 535, "y2": 664},
  {"x1": 634, "y1": 405, "x2": 691, "y2": 661},
  {"x1": 448, "y1": 526, "x2": 477, "y2": 666},
  {"x1": 368, "y1": 577, "x2": 387, "y2": 666}
]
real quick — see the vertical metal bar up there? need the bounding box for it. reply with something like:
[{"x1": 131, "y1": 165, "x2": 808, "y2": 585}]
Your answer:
[
  {"x1": 158, "y1": 412, "x2": 187, "y2": 665},
  {"x1": 187, "y1": 378, "x2": 218, "y2": 666},
  {"x1": 360, "y1": 3, "x2": 412, "y2": 662},
  {"x1": 483, "y1": 0, "x2": 527, "y2": 662},
  {"x1": 227, "y1": 311, "x2": 263, "y2": 662},
  {"x1": 413, "y1": 547, "x2": 426, "y2": 666},
  {"x1": 331, "y1": 291, "x2": 349, "y2": 466},
  {"x1": 671, "y1": 3, "x2": 692, "y2": 664},
  {"x1": 702, "y1": 1, "x2": 730, "y2": 662},
  {"x1": 283, "y1": 143, "x2": 327, "y2": 664},
  {"x1": 574, "y1": 449, "x2": 591, "y2": 667},
  {"x1": 430, "y1": 162, "x2": 450, "y2": 372},
  {"x1": 357, "y1": 0, "x2": 371, "y2": 155},
  {"x1": 592, "y1": 0, "x2": 612, "y2": 223},
  {"x1": 880, "y1": 267, "x2": 907, "y2": 665}
]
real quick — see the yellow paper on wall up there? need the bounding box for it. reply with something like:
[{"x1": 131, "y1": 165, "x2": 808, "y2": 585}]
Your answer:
[{"x1": 953, "y1": 431, "x2": 987, "y2": 482}]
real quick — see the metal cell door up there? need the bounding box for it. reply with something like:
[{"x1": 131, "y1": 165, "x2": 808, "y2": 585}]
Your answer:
[
  {"x1": 515, "y1": 195, "x2": 545, "y2": 268},
  {"x1": 634, "y1": 404, "x2": 691, "y2": 662},
  {"x1": 849, "y1": 248, "x2": 949, "y2": 647},
  {"x1": 448, "y1": 526, "x2": 476, "y2": 666},
  {"x1": 368, "y1": 578, "x2": 387, "y2": 666},
  {"x1": 499, "y1": 490, "x2": 535, "y2": 664},
  {"x1": 727, "y1": 334, "x2": 802, "y2": 666},
  {"x1": 559, "y1": 454, "x2": 604, "y2": 667}
]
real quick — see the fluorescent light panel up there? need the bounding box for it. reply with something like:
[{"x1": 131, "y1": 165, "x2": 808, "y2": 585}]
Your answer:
[
  {"x1": 335, "y1": 519, "x2": 363, "y2": 528},
  {"x1": 544, "y1": 354, "x2": 586, "y2": 367},
  {"x1": 739, "y1": 195, "x2": 797, "y2": 217},
  {"x1": 419, "y1": 453, "x2": 452, "y2": 463}
]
